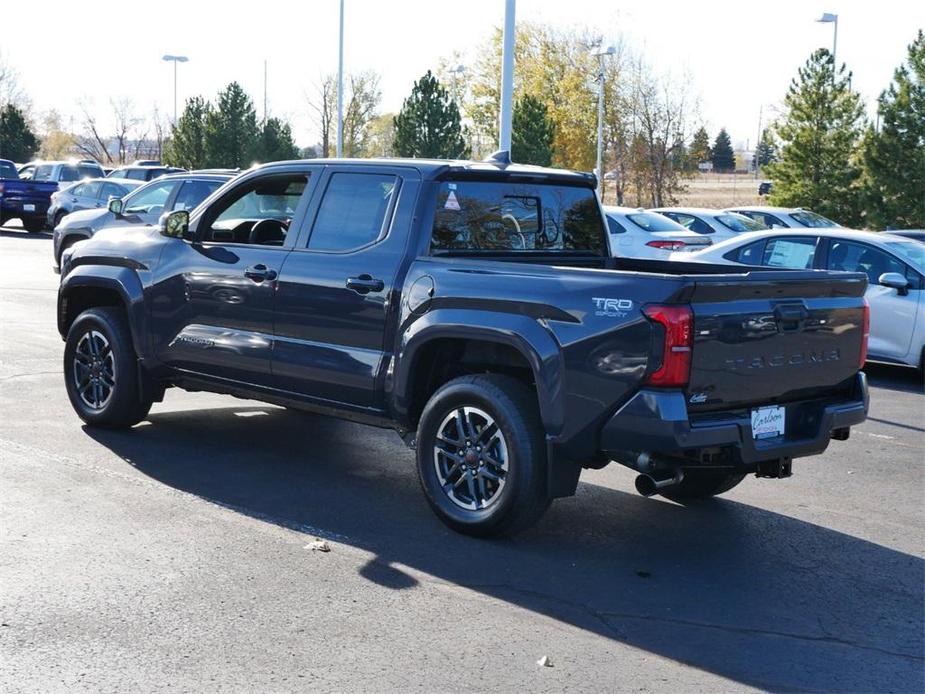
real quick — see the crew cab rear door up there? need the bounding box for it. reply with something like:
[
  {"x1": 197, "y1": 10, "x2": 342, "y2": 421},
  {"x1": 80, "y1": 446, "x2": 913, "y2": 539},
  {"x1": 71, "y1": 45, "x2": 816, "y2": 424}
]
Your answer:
[{"x1": 271, "y1": 165, "x2": 421, "y2": 410}]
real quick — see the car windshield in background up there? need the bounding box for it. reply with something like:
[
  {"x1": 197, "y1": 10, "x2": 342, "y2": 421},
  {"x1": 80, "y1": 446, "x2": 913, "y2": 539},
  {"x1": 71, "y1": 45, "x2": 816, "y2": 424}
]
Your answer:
[
  {"x1": 626, "y1": 212, "x2": 684, "y2": 232},
  {"x1": 431, "y1": 181, "x2": 605, "y2": 255},
  {"x1": 0, "y1": 161, "x2": 18, "y2": 179},
  {"x1": 715, "y1": 214, "x2": 766, "y2": 232},
  {"x1": 885, "y1": 241, "x2": 925, "y2": 272},
  {"x1": 790, "y1": 211, "x2": 839, "y2": 228}
]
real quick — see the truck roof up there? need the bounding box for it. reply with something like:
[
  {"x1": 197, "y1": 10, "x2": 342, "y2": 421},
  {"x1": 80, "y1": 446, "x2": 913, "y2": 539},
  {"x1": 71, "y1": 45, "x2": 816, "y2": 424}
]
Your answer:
[{"x1": 255, "y1": 153, "x2": 597, "y2": 186}]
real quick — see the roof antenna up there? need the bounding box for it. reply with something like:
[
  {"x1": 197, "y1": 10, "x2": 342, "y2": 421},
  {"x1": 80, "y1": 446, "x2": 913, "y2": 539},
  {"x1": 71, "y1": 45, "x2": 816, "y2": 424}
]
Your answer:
[{"x1": 483, "y1": 150, "x2": 512, "y2": 168}]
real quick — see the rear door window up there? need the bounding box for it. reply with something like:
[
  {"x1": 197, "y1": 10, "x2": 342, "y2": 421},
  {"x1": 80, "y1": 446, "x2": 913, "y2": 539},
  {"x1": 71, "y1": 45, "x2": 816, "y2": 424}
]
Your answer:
[
  {"x1": 431, "y1": 181, "x2": 605, "y2": 255},
  {"x1": 762, "y1": 237, "x2": 818, "y2": 268},
  {"x1": 606, "y1": 216, "x2": 626, "y2": 234},
  {"x1": 726, "y1": 240, "x2": 766, "y2": 264},
  {"x1": 59, "y1": 166, "x2": 80, "y2": 182},
  {"x1": 664, "y1": 212, "x2": 714, "y2": 234},
  {"x1": 79, "y1": 165, "x2": 102, "y2": 179},
  {"x1": 101, "y1": 182, "x2": 127, "y2": 199},
  {"x1": 308, "y1": 173, "x2": 398, "y2": 251}
]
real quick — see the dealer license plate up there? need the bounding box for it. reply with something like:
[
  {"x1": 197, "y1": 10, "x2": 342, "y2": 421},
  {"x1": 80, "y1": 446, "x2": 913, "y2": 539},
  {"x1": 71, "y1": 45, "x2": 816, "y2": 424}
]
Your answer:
[
  {"x1": 23, "y1": 204, "x2": 35, "y2": 212},
  {"x1": 751, "y1": 406, "x2": 785, "y2": 440}
]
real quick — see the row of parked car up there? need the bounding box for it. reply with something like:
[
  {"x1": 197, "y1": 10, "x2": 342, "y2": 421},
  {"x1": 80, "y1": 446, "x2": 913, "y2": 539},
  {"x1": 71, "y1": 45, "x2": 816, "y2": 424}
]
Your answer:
[
  {"x1": 2, "y1": 154, "x2": 922, "y2": 370},
  {"x1": 602, "y1": 204, "x2": 924, "y2": 369}
]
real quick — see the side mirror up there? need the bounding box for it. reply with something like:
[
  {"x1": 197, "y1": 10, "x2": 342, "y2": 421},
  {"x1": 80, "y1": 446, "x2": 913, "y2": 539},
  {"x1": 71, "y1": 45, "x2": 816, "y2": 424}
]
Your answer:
[
  {"x1": 160, "y1": 209, "x2": 190, "y2": 239},
  {"x1": 108, "y1": 197, "x2": 123, "y2": 215},
  {"x1": 878, "y1": 271, "x2": 909, "y2": 295}
]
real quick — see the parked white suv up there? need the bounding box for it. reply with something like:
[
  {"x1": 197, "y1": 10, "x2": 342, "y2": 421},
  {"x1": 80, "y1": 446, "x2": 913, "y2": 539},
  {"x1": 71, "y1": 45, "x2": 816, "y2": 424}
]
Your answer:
[
  {"x1": 650, "y1": 207, "x2": 767, "y2": 244},
  {"x1": 27, "y1": 160, "x2": 105, "y2": 190},
  {"x1": 725, "y1": 206, "x2": 841, "y2": 229},
  {"x1": 603, "y1": 207, "x2": 711, "y2": 258}
]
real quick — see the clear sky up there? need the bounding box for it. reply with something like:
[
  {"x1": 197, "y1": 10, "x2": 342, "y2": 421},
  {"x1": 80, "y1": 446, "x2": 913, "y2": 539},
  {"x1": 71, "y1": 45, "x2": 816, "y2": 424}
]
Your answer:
[{"x1": 3, "y1": 0, "x2": 922, "y2": 150}]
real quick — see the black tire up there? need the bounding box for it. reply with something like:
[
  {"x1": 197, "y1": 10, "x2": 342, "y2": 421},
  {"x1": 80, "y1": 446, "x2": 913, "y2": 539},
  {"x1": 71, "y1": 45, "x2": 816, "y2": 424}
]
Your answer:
[
  {"x1": 659, "y1": 470, "x2": 746, "y2": 502},
  {"x1": 23, "y1": 217, "x2": 45, "y2": 233},
  {"x1": 53, "y1": 209, "x2": 67, "y2": 229},
  {"x1": 63, "y1": 307, "x2": 153, "y2": 428},
  {"x1": 416, "y1": 374, "x2": 550, "y2": 537}
]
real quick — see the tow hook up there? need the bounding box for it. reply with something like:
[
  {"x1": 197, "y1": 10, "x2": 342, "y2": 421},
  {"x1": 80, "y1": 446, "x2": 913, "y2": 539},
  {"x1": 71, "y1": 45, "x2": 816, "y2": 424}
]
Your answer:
[
  {"x1": 756, "y1": 458, "x2": 792, "y2": 479},
  {"x1": 634, "y1": 469, "x2": 685, "y2": 497}
]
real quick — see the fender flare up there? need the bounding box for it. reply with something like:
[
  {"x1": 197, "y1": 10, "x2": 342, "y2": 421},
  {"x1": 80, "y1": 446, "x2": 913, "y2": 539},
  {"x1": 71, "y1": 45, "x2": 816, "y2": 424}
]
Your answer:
[
  {"x1": 58, "y1": 264, "x2": 149, "y2": 360},
  {"x1": 391, "y1": 308, "x2": 565, "y2": 436}
]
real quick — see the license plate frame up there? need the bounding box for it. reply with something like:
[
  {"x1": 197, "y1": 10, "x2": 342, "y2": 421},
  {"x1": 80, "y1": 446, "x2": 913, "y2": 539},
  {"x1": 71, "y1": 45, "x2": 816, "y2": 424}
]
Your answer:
[{"x1": 751, "y1": 405, "x2": 785, "y2": 440}]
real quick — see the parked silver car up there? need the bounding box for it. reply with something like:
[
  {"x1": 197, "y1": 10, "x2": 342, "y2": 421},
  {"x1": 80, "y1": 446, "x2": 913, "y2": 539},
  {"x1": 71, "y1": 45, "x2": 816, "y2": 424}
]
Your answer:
[
  {"x1": 47, "y1": 178, "x2": 142, "y2": 229},
  {"x1": 651, "y1": 207, "x2": 768, "y2": 244},
  {"x1": 26, "y1": 160, "x2": 105, "y2": 190}
]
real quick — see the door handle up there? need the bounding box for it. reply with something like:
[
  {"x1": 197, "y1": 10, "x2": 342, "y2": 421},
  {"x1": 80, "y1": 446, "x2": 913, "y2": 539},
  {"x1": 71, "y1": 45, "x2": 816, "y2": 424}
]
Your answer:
[
  {"x1": 346, "y1": 274, "x2": 385, "y2": 294},
  {"x1": 244, "y1": 264, "x2": 278, "y2": 282}
]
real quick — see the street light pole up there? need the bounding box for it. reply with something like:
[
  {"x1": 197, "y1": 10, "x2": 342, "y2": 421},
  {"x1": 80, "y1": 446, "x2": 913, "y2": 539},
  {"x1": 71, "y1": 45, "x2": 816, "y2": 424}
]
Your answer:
[
  {"x1": 498, "y1": 0, "x2": 516, "y2": 153},
  {"x1": 816, "y1": 13, "x2": 838, "y2": 69},
  {"x1": 162, "y1": 55, "x2": 189, "y2": 123},
  {"x1": 336, "y1": 0, "x2": 345, "y2": 158},
  {"x1": 592, "y1": 45, "x2": 615, "y2": 199}
]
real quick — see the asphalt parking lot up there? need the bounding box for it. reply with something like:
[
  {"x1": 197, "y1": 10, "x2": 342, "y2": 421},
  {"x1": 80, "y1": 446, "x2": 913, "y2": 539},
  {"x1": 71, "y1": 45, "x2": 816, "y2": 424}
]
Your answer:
[{"x1": 0, "y1": 225, "x2": 923, "y2": 692}]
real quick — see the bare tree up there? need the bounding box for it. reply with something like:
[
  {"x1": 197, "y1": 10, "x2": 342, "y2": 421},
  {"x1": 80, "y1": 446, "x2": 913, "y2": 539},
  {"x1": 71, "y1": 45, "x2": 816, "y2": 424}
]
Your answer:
[
  {"x1": 307, "y1": 71, "x2": 382, "y2": 158},
  {"x1": 0, "y1": 51, "x2": 28, "y2": 110},
  {"x1": 306, "y1": 75, "x2": 337, "y2": 158},
  {"x1": 75, "y1": 99, "x2": 114, "y2": 164}
]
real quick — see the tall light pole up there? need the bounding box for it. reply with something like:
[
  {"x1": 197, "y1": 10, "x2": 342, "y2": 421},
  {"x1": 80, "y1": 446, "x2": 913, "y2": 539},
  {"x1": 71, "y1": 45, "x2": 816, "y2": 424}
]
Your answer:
[
  {"x1": 336, "y1": 0, "x2": 345, "y2": 158},
  {"x1": 162, "y1": 55, "x2": 189, "y2": 124},
  {"x1": 498, "y1": 0, "x2": 516, "y2": 153},
  {"x1": 816, "y1": 12, "x2": 838, "y2": 69},
  {"x1": 593, "y1": 45, "x2": 615, "y2": 199}
]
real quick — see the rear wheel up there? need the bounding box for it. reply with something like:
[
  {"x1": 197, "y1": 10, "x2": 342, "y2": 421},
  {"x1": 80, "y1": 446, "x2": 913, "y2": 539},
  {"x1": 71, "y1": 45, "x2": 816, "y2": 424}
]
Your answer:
[
  {"x1": 416, "y1": 374, "x2": 549, "y2": 537},
  {"x1": 63, "y1": 307, "x2": 153, "y2": 428},
  {"x1": 659, "y1": 470, "x2": 746, "y2": 501},
  {"x1": 23, "y1": 217, "x2": 45, "y2": 233}
]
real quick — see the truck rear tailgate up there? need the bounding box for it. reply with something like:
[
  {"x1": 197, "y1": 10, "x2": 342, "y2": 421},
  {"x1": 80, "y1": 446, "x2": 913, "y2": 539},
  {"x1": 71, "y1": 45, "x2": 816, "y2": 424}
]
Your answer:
[{"x1": 684, "y1": 271, "x2": 868, "y2": 412}]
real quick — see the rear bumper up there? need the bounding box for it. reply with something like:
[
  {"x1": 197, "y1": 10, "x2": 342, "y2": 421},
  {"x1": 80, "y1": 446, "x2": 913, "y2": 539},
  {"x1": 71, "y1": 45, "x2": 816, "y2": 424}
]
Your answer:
[{"x1": 600, "y1": 372, "x2": 869, "y2": 465}]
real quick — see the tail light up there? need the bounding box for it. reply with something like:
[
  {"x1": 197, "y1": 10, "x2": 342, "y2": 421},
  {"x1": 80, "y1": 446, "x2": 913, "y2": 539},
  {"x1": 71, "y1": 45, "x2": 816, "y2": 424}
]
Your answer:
[
  {"x1": 643, "y1": 304, "x2": 693, "y2": 387},
  {"x1": 858, "y1": 298, "x2": 870, "y2": 367},
  {"x1": 646, "y1": 240, "x2": 687, "y2": 251}
]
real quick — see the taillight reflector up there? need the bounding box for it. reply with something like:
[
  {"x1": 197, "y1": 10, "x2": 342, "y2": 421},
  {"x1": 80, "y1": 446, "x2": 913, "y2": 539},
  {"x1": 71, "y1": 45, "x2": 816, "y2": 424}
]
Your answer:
[
  {"x1": 859, "y1": 299, "x2": 870, "y2": 367},
  {"x1": 643, "y1": 304, "x2": 693, "y2": 387}
]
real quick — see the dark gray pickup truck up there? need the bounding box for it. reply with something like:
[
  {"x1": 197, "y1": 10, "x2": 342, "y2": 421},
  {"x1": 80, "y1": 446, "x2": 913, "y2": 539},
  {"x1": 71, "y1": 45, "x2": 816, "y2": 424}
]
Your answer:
[{"x1": 57, "y1": 155, "x2": 870, "y2": 536}]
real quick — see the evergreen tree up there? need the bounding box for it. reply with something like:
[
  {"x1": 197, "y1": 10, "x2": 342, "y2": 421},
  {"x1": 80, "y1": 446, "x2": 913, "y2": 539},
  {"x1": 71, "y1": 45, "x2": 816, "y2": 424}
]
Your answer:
[
  {"x1": 766, "y1": 49, "x2": 866, "y2": 225},
  {"x1": 755, "y1": 128, "x2": 778, "y2": 168},
  {"x1": 511, "y1": 94, "x2": 555, "y2": 166},
  {"x1": 163, "y1": 96, "x2": 212, "y2": 169},
  {"x1": 862, "y1": 30, "x2": 925, "y2": 229},
  {"x1": 393, "y1": 71, "x2": 469, "y2": 159},
  {"x1": 689, "y1": 126, "x2": 711, "y2": 167},
  {"x1": 256, "y1": 117, "x2": 300, "y2": 163},
  {"x1": 204, "y1": 82, "x2": 260, "y2": 168},
  {"x1": 0, "y1": 103, "x2": 38, "y2": 162},
  {"x1": 711, "y1": 128, "x2": 735, "y2": 171}
]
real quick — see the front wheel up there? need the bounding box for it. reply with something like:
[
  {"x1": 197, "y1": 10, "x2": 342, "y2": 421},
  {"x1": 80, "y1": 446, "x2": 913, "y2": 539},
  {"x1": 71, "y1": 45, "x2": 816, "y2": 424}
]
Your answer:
[
  {"x1": 659, "y1": 470, "x2": 746, "y2": 502},
  {"x1": 416, "y1": 374, "x2": 550, "y2": 537},
  {"x1": 23, "y1": 217, "x2": 45, "y2": 233},
  {"x1": 63, "y1": 307, "x2": 153, "y2": 428}
]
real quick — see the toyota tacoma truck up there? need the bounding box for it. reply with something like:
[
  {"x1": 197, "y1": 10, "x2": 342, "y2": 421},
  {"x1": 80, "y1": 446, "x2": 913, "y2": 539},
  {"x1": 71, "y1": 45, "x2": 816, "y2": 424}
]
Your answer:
[{"x1": 57, "y1": 155, "x2": 870, "y2": 536}]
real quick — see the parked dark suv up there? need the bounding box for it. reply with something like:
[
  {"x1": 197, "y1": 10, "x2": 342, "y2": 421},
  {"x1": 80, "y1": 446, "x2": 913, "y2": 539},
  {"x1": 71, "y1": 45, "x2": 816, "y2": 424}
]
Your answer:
[{"x1": 52, "y1": 170, "x2": 236, "y2": 267}]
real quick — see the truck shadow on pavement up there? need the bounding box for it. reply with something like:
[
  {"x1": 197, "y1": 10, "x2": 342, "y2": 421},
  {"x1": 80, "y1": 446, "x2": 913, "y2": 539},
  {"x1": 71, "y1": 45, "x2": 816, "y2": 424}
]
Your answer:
[
  {"x1": 863, "y1": 363, "x2": 924, "y2": 394},
  {"x1": 86, "y1": 406, "x2": 924, "y2": 692}
]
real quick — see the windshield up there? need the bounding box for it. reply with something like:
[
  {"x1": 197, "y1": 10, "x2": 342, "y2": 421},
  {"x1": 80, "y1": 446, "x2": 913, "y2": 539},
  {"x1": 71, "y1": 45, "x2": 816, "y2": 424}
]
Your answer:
[
  {"x1": 885, "y1": 241, "x2": 925, "y2": 272},
  {"x1": 431, "y1": 181, "x2": 606, "y2": 255},
  {"x1": 0, "y1": 161, "x2": 18, "y2": 179},
  {"x1": 625, "y1": 212, "x2": 685, "y2": 232},
  {"x1": 715, "y1": 213, "x2": 766, "y2": 232},
  {"x1": 790, "y1": 210, "x2": 839, "y2": 228}
]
